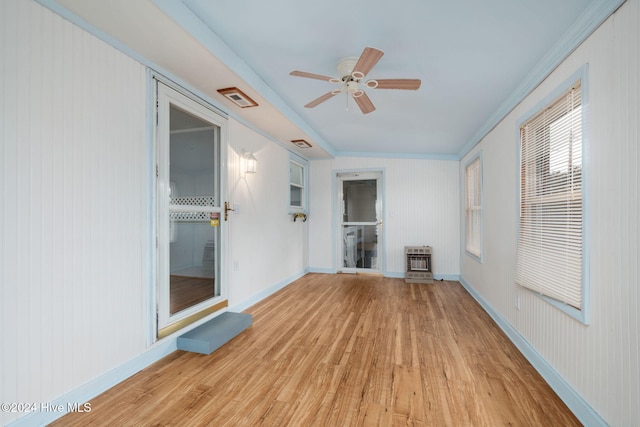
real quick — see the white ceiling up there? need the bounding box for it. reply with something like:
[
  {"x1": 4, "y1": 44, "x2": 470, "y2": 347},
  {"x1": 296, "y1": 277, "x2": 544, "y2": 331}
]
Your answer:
[{"x1": 48, "y1": 0, "x2": 611, "y2": 159}]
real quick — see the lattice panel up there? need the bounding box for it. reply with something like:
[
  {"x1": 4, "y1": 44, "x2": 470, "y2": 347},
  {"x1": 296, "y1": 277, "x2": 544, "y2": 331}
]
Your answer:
[{"x1": 170, "y1": 196, "x2": 215, "y2": 222}]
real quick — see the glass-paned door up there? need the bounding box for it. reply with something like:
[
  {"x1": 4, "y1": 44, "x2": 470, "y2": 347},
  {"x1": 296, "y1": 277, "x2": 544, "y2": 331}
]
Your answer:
[
  {"x1": 156, "y1": 82, "x2": 228, "y2": 338},
  {"x1": 337, "y1": 172, "x2": 383, "y2": 274}
]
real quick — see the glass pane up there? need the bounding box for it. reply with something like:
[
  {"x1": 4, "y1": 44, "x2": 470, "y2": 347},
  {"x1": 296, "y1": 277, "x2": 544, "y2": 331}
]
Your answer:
[
  {"x1": 343, "y1": 179, "x2": 376, "y2": 223},
  {"x1": 342, "y1": 225, "x2": 378, "y2": 269},
  {"x1": 169, "y1": 224, "x2": 217, "y2": 314},
  {"x1": 290, "y1": 185, "x2": 302, "y2": 207},
  {"x1": 169, "y1": 105, "x2": 220, "y2": 314},
  {"x1": 290, "y1": 162, "x2": 303, "y2": 186}
]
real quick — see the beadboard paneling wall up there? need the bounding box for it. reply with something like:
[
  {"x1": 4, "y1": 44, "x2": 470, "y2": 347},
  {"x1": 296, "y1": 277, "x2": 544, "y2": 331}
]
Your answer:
[
  {"x1": 309, "y1": 157, "x2": 460, "y2": 276},
  {"x1": 460, "y1": 0, "x2": 639, "y2": 424},
  {"x1": 227, "y1": 119, "x2": 308, "y2": 307},
  {"x1": 0, "y1": 1, "x2": 147, "y2": 425}
]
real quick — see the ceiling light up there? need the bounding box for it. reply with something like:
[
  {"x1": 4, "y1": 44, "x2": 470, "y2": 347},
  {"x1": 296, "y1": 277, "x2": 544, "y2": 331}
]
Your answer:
[
  {"x1": 217, "y1": 87, "x2": 258, "y2": 108},
  {"x1": 291, "y1": 139, "x2": 312, "y2": 148}
]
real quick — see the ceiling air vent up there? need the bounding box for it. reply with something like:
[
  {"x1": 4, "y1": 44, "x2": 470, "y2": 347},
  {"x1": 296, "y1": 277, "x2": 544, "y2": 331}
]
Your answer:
[
  {"x1": 291, "y1": 139, "x2": 312, "y2": 148},
  {"x1": 217, "y1": 87, "x2": 258, "y2": 108}
]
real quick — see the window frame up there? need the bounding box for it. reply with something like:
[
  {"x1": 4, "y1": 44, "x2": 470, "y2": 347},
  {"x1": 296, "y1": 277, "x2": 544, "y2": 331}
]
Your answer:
[
  {"x1": 288, "y1": 152, "x2": 308, "y2": 213},
  {"x1": 515, "y1": 65, "x2": 589, "y2": 324},
  {"x1": 464, "y1": 152, "x2": 483, "y2": 262}
]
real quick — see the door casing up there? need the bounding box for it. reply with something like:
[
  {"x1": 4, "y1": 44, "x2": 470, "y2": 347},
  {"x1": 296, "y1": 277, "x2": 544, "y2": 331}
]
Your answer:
[
  {"x1": 154, "y1": 79, "x2": 229, "y2": 340},
  {"x1": 335, "y1": 170, "x2": 384, "y2": 275}
]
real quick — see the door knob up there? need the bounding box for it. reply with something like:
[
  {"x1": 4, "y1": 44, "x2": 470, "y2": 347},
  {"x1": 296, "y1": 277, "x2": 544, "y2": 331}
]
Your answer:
[{"x1": 224, "y1": 201, "x2": 234, "y2": 221}]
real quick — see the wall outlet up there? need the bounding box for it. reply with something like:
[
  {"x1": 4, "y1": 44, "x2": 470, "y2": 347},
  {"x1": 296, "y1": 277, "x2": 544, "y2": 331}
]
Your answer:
[{"x1": 515, "y1": 296, "x2": 521, "y2": 311}]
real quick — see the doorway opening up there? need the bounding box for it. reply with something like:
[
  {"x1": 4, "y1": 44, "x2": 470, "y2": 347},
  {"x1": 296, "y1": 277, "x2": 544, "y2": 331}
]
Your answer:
[
  {"x1": 155, "y1": 81, "x2": 228, "y2": 339},
  {"x1": 337, "y1": 171, "x2": 383, "y2": 274}
]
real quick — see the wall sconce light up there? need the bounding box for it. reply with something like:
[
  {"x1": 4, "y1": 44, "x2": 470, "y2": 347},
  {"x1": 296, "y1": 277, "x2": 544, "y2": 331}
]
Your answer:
[{"x1": 242, "y1": 150, "x2": 257, "y2": 174}]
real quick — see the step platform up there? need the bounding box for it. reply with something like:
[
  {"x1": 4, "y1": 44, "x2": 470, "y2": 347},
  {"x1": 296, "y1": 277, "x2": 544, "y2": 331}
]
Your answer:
[{"x1": 177, "y1": 312, "x2": 252, "y2": 355}]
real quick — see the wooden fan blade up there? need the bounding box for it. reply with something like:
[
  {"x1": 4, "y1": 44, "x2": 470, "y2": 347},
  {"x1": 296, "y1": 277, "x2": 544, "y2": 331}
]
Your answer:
[
  {"x1": 290, "y1": 70, "x2": 335, "y2": 81},
  {"x1": 352, "y1": 47, "x2": 384, "y2": 78},
  {"x1": 353, "y1": 92, "x2": 375, "y2": 114},
  {"x1": 305, "y1": 91, "x2": 337, "y2": 108},
  {"x1": 374, "y1": 79, "x2": 422, "y2": 90}
]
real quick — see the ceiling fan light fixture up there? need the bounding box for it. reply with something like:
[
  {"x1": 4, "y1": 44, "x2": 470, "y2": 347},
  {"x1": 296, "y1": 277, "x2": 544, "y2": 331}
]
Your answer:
[
  {"x1": 365, "y1": 79, "x2": 379, "y2": 89},
  {"x1": 289, "y1": 47, "x2": 420, "y2": 114},
  {"x1": 337, "y1": 57, "x2": 358, "y2": 78},
  {"x1": 346, "y1": 80, "x2": 359, "y2": 93}
]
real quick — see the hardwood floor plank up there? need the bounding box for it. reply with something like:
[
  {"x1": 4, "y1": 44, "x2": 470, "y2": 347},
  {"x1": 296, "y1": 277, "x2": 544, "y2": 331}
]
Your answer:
[{"x1": 52, "y1": 274, "x2": 580, "y2": 426}]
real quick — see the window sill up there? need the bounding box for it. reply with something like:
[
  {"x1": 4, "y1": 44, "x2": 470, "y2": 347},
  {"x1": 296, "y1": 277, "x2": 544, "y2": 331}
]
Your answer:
[
  {"x1": 533, "y1": 291, "x2": 589, "y2": 325},
  {"x1": 465, "y1": 250, "x2": 483, "y2": 263}
]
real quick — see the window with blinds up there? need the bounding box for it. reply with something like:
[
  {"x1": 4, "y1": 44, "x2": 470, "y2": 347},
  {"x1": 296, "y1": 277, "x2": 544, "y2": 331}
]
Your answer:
[
  {"x1": 516, "y1": 80, "x2": 583, "y2": 310},
  {"x1": 465, "y1": 155, "x2": 482, "y2": 259}
]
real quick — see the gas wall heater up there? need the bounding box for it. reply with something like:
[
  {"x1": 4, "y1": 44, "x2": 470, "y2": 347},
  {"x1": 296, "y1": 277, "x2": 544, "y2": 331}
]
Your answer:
[{"x1": 405, "y1": 246, "x2": 433, "y2": 284}]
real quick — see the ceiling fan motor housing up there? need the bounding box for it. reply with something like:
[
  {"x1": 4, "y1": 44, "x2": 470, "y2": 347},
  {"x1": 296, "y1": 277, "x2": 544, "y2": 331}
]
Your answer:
[
  {"x1": 337, "y1": 57, "x2": 359, "y2": 79},
  {"x1": 290, "y1": 47, "x2": 420, "y2": 114}
]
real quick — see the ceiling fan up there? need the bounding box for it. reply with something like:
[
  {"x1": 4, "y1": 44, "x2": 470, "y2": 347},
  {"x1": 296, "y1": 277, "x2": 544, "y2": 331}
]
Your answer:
[{"x1": 289, "y1": 47, "x2": 421, "y2": 114}]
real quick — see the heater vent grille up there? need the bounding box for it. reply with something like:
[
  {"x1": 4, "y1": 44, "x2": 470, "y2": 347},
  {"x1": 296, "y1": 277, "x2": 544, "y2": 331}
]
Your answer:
[
  {"x1": 217, "y1": 87, "x2": 258, "y2": 108},
  {"x1": 405, "y1": 246, "x2": 433, "y2": 283}
]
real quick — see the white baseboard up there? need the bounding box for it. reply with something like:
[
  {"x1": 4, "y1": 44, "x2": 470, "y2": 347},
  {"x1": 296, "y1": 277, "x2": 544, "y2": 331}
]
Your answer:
[
  {"x1": 458, "y1": 277, "x2": 606, "y2": 427},
  {"x1": 8, "y1": 339, "x2": 177, "y2": 427},
  {"x1": 9, "y1": 270, "x2": 308, "y2": 427},
  {"x1": 228, "y1": 270, "x2": 306, "y2": 313},
  {"x1": 384, "y1": 271, "x2": 460, "y2": 282}
]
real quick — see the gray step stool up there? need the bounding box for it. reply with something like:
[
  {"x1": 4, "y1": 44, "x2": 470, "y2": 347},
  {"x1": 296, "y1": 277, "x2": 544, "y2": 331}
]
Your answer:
[{"x1": 177, "y1": 312, "x2": 252, "y2": 355}]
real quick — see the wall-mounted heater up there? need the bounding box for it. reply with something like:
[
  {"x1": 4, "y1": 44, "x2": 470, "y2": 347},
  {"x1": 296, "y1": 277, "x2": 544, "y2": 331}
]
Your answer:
[{"x1": 405, "y1": 246, "x2": 433, "y2": 284}]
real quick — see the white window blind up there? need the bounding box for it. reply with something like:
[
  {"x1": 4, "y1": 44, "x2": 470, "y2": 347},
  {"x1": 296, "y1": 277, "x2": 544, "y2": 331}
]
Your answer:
[
  {"x1": 465, "y1": 156, "x2": 482, "y2": 258},
  {"x1": 516, "y1": 81, "x2": 583, "y2": 309}
]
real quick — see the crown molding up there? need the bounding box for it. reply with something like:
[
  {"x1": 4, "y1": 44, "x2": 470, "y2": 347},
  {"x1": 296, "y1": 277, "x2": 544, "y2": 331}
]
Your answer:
[{"x1": 458, "y1": 0, "x2": 627, "y2": 160}]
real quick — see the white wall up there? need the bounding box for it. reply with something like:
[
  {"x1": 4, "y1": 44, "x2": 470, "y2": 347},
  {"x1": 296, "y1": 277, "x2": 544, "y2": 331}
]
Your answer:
[
  {"x1": 227, "y1": 119, "x2": 308, "y2": 307},
  {"x1": 1, "y1": 2, "x2": 148, "y2": 425},
  {"x1": 459, "y1": 0, "x2": 640, "y2": 425},
  {"x1": 0, "y1": 2, "x2": 308, "y2": 425},
  {"x1": 309, "y1": 157, "x2": 460, "y2": 277}
]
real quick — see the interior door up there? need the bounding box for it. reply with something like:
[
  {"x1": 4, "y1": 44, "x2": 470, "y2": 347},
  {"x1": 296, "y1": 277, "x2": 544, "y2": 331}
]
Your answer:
[
  {"x1": 156, "y1": 81, "x2": 228, "y2": 339},
  {"x1": 337, "y1": 172, "x2": 383, "y2": 274}
]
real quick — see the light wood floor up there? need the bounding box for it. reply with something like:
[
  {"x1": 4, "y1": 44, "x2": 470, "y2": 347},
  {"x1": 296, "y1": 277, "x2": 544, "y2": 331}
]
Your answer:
[
  {"x1": 170, "y1": 275, "x2": 215, "y2": 314},
  {"x1": 53, "y1": 274, "x2": 580, "y2": 426}
]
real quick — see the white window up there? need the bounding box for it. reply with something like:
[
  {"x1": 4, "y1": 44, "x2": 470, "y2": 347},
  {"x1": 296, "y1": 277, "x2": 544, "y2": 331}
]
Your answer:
[
  {"x1": 465, "y1": 154, "x2": 482, "y2": 260},
  {"x1": 516, "y1": 76, "x2": 585, "y2": 318},
  {"x1": 289, "y1": 154, "x2": 307, "y2": 212}
]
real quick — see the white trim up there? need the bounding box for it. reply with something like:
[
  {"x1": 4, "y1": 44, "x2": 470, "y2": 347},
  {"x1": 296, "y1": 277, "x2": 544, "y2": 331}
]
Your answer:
[
  {"x1": 385, "y1": 271, "x2": 460, "y2": 281},
  {"x1": 7, "y1": 340, "x2": 177, "y2": 427},
  {"x1": 334, "y1": 169, "x2": 385, "y2": 275},
  {"x1": 288, "y1": 152, "x2": 309, "y2": 213},
  {"x1": 33, "y1": 0, "x2": 320, "y2": 164},
  {"x1": 307, "y1": 267, "x2": 337, "y2": 274},
  {"x1": 228, "y1": 270, "x2": 307, "y2": 313},
  {"x1": 7, "y1": 269, "x2": 308, "y2": 427},
  {"x1": 463, "y1": 152, "x2": 483, "y2": 262},
  {"x1": 150, "y1": 0, "x2": 336, "y2": 157},
  {"x1": 337, "y1": 151, "x2": 459, "y2": 161},
  {"x1": 515, "y1": 65, "x2": 589, "y2": 324},
  {"x1": 457, "y1": 0, "x2": 625, "y2": 159},
  {"x1": 35, "y1": 0, "x2": 624, "y2": 162},
  {"x1": 459, "y1": 277, "x2": 606, "y2": 427},
  {"x1": 155, "y1": 80, "x2": 230, "y2": 335}
]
